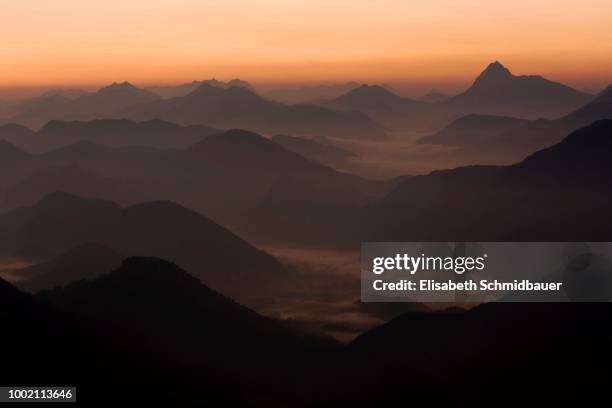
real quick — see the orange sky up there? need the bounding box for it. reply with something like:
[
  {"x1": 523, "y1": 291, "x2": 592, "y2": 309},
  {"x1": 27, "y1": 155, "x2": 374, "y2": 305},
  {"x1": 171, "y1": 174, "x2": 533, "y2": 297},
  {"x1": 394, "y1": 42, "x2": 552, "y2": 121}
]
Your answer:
[{"x1": 1, "y1": 0, "x2": 611, "y2": 95}]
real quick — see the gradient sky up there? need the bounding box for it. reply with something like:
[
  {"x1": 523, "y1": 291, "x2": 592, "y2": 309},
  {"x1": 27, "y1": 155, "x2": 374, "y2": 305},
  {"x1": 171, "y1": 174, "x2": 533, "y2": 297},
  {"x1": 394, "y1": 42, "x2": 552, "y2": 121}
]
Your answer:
[{"x1": 1, "y1": 0, "x2": 611, "y2": 95}]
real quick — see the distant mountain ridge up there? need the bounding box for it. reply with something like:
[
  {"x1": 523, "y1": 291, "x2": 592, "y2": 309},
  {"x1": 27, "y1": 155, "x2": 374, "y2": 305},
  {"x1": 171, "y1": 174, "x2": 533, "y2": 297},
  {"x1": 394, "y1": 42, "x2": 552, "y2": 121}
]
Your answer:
[
  {"x1": 366, "y1": 120, "x2": 612, "y2": 242},
  {"x1": 0, "y1": 127, "x2": 387, "y2": 246},
  {"x1": 323, "y1": 61, "x2": 595, "y2": 132},
  {"x1": 122, "y1": 83, "x2": 387, "y2": 140},
  {"x1": 0, "y1": 118, "x2": 219, "y2": 152},
  {"x1": 147, "y1": 78, "x2": 255, "y2": 98},
  {"x1": 418, "y1": 83, "x2": 612, "y2": 160},
  {"x1": 0, "y1": 192, "x2": 286, "y2": 298},
  {"x1": 443, "y1": 61, "x2": 593, "y2": 119},
  {"x1": 7, "y1": 82, "x2": 160, "y2": 129}
]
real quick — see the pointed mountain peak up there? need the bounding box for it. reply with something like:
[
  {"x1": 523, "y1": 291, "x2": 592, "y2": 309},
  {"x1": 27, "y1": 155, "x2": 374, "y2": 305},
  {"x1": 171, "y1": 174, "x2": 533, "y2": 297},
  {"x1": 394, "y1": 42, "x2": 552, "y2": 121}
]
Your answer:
[{"x1": 474, "y1": 61, "x2": 513, "y2": 84}]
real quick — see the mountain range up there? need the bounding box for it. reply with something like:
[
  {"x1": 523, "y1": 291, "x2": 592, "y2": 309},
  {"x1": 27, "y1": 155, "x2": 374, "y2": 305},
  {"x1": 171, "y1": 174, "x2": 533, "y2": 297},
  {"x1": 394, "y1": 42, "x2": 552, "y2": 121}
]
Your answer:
[
  {"x1": 6, "y1": 82, "x2": 160, "y2": 129},
  {"x1": 0, "y1": 118, "x2": 218, "y2": 153},
  {"x1": 2, "y1": 258, "x2": 610, "y2": 405},
  {"x1": 365, "y1": 120, "x2": 612, "y2": 242},
  {"x1": 0, "y1": 192, "x2": 286, "y2": 298},
  {"x1": 122, "y1": 83, "x2": 387, "y2": 139},
  {"x1": 443, "y1": 61, "x2": 593, "y2": 119},
  {"x1": 1, "y1": 257, "x2": 335, "y2": 404},
  {"x1": 147, "y1": 78, "x2": 255, "y2": 98},
  {"x1": 418, "y1": 84, "x2": 612, "y2": 161},
  {"x1": 323, "y1": 62, "x2": 595, "y2": 132}
]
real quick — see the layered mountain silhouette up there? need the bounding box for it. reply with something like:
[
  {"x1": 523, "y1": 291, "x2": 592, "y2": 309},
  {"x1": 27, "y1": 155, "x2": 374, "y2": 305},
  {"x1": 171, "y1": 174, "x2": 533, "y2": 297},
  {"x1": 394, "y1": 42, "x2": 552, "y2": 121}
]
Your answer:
[
  {"x1": 365, "y1": 120, "x2": 612, "y2": 241},
  {"x1": 418, "y1": 114, "x2": 531, "y2": 146},
  {"x1": 0, "y1": 193, "x2": 286, "y2": 297},
  {"x1": 270, "y1": 134, "x2": 355, "y2": 166},
  {"x1": 264, "y1": 82, "x2": 361, "y2": 104},
  {"x1": 122, "y1": 83, "x2": 386, "y2": 139},
  {"x1": 147, "y1": 78, "x2": 255, "y2": 98},
  {"x1": 13, "y1": 243, "x2": 124, "y2": 293},
  {"x1": 1, "y1": 164, "x2": 146, "y2": 210},
  {"x1": 323, "y1": 62, "x2": 594, "y2": 132},
  {"x1": 1, "y1": 257, "x2": 335, "y2": 404},
  {"x1": 419, "y1": 84, "x2": 612, "y2": 160},
  {"x1": 0, "y1": 123, "x2": 34, "y2": 142},
  {"x1": 0, "y1": 129, "x2": 384, "y2": 232},
  {"x1": 443, "y1": 61, "x2": 593, "y2": 119},
  {"x1": 1, "y1": 118, "x2": 218, "y2": 152},
  {"x1": 41, "y1": 257, "x2": 333, "y2": 363},
  {"x1": 7, "y1": 82, "x2": 160, "y2": 129},
  {"x1": 337, "y1": 303, "x2": 612, "y2": 405},
  {"x1": 323, "y1": 85, "x2": 441, "y2": 131}
]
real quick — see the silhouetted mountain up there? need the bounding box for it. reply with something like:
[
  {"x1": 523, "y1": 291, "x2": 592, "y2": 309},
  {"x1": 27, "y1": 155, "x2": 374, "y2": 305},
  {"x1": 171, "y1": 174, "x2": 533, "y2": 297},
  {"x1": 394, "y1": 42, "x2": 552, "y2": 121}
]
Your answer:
[
  {"x1": 41, "y1": 257, "x2": 333, "y2": 364},
  {"x1": 271, "y1": 134, "x2": 355, "y2": 166},
  {"x1": 264, "y1": 82, "x2": 361, "y2": 104},
  {"x1": 1, "y1": 164, "x2": 146, "y2": 210},
  {"x1": 365, "y1": 120, "x2": 612, "y2": 242},
  {"x1": 123, "y1": 83, "x2": 386, "y2": 139},
  {"x1": 418, "y1": 114, "x2": 530, "y2": 146},
  {"x1": 337, "y1": 303, "x2": 612, "y2": 405},
  {"x1": 418, "y1": 89, "x2": 450, "y2": 103},
  {"x1": 0, "y1": 123, "x2": 34, "y2": 144},
  {"x1": 325, "y1": 85, "x2": 445, "y2": 131},
  {"x1": 9, "y1": 82, "x2": 160, "y2": 128},
  {"x1": 0, "y1": 193, "x2": 286, "y2": 298},
  {"x1": 14, "y1": 243, "x2": 123, "y2": 292},
  {"x1": 1, "y1": 258, "x2": 335, "y2": 404},
  {"x1": 29, "y1": 118, "x2": 217, "y2": 152},
  {"x1": 332, "y1": 85, "x2": 409, "y2": 111},
  {"x1": 420, "y1": 84, "x2": 612, "y2": 161},
  {"x1": 147, "y1": 78, "x2": 255, "y2": 98},
  {"x1": 443, "y1": 61, "x2": 593, "y2": 119},
  {"x1": 0, "y1": 128, "x2": 383, "y2": 236}
]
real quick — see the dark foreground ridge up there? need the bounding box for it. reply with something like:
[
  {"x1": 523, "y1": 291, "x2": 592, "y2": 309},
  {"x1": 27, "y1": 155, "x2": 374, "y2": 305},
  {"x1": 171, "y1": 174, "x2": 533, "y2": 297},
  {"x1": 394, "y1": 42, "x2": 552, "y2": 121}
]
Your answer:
[{"x1": 2, "y1": 257, "x2": 611, "y2": 405}]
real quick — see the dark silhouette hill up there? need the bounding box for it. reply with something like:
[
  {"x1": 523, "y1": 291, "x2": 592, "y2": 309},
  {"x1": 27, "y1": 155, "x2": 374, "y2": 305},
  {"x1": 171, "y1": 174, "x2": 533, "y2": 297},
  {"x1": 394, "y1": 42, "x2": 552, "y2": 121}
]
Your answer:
[
  {"x1": 40, "y1": 257, "x2": 333, "y2": 364},
  {"x1": 418, "y1": 114, "x2": 531, "y2": 146},
  {"x1": 19, "y1": 118, "x2": 218, "y2": 152},
  {"x1": 1, "y1": 258, "x2": 335, "y2": 405},
  {"x1": 271, "y1": 134, "x2": 355, "y2": 166},
  {"x1": 0, "y1": 193, "x2": 286, "y2": 297},
  {"x1": 442, "y1": 61, "x2": 593, "y2": 119},
  {"x1": 14, "y1": 243, "x2": 123, "y2": 293},
  {"x1": 9, "y1": 82, "x2": 160, "y2": 129},
  {"x1": 365, "y1": 120, "x2": 612, "y2": 242},
  {"x1": 332, "y1": 84, "x2": 414, "y2": 111},
  {"x1": 334, "y1": 303, "x2": 612, "y2": 405},
  {"x1": 0, "y1": 123, "x2": 34, "y2": 144},
  {"x1": 122, "y1": 83, "x2": 386, "y2": 139},
  {"x1": 174, "y1": 129, "x2": 382, "y2": 225},
  {"x1": 1, "y1": 164, "x2": 146, "y2": 210},
  {"x1": 0, "y1": 128, "x2": 384, "y2": 234},
  {"x1": 324, "y1": 85, "x2": 440, "y2": 131}
]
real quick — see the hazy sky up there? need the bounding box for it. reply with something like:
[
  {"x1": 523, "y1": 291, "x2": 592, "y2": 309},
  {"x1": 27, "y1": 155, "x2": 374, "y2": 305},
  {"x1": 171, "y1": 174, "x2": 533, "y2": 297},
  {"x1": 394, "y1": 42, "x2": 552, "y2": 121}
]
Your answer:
[{"x1": 1, "y1": 0, "x2": 611, "y2": 94}]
